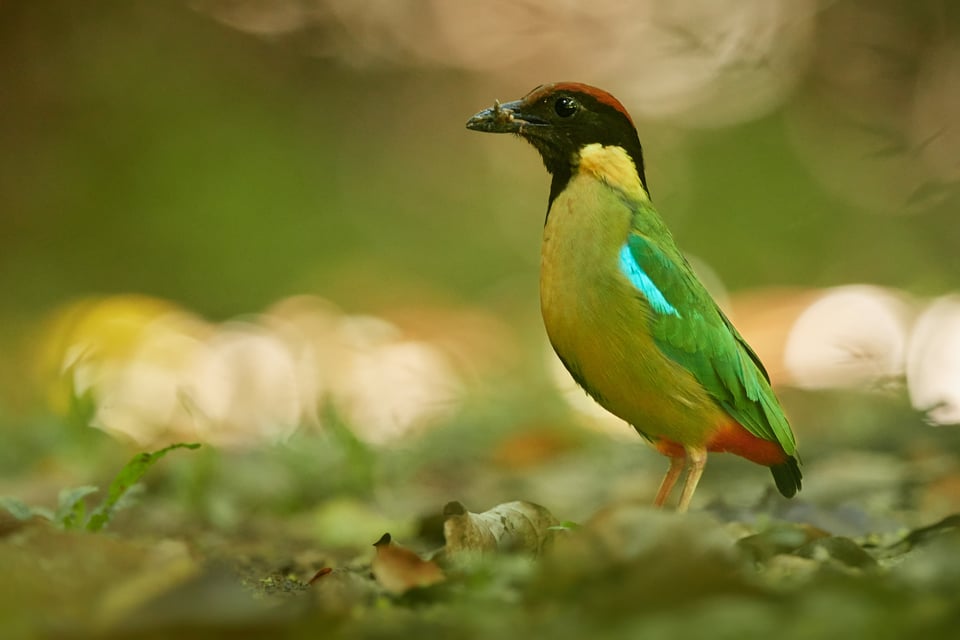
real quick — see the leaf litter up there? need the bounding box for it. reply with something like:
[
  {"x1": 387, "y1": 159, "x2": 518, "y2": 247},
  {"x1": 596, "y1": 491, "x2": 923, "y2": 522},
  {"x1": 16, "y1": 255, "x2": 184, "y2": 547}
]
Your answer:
[{"x1": 2, "y1": 420, "x2": 960, "y2": 638}]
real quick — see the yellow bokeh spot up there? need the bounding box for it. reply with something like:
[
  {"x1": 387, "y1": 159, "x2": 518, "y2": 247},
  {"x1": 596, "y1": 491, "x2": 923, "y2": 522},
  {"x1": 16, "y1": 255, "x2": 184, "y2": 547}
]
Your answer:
[{"x1": 34, "y1": 295, "x2": 185, "y2": 415}]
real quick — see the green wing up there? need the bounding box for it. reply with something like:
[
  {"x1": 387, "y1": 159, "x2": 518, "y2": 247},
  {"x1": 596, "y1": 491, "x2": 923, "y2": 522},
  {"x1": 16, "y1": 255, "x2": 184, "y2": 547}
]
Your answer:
[{"x1": 625, "y1": 231, "x2": 798, "y2": 456}]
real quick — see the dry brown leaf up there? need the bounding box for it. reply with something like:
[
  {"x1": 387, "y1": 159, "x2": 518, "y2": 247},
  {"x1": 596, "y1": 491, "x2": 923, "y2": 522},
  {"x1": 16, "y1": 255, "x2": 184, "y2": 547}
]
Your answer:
[
  {"x1": 307, "y1": 567, "x2": 333, "y2": 585},
  {"x1": 441, "y1": 500, "x2": 559, "y2": 559},
  {"x1": 370, "y1": 533, "x2": 444, "y2": 595}
]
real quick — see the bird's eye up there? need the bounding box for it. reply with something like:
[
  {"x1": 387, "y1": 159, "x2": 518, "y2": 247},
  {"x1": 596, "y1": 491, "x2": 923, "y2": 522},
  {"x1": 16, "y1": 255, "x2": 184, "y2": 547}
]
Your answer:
[{"x1": 554, "y1": 96, "x2": 579, "y2": 118}]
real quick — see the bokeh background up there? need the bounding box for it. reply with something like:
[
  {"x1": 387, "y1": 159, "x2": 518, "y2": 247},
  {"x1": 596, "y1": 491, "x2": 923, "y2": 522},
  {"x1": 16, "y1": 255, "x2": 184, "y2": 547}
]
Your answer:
[
  {"x1": 4, "y1": 0, "x2": 960, "y2": 635},
  {"x1": 3, "y1": 0, "x2": 960, "y2": 555}
]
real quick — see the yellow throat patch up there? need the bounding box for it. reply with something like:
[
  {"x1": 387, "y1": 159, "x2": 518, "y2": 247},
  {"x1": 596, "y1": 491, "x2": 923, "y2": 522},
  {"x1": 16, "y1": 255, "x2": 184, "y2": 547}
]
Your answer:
[{"x1": 576, "y1": 143, "x2": 649, "y2": 202}]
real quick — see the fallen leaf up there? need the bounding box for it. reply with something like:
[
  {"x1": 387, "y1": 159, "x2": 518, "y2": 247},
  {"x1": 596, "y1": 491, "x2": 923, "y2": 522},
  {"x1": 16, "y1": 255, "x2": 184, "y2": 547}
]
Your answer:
[
  {"x1": 307, "y1": 567, "x2": 333, "y2": 585},
  {"x1": 370, "y1": 533, "x2": 444, "y2": 595},
  {"x1": 441, "y1": 500, "x2": 558, "y2": 559}
]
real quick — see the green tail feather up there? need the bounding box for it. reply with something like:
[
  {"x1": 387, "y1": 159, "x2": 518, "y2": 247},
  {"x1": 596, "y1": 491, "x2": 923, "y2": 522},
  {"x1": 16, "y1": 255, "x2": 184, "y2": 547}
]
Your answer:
[{"x1": 770, "y1": 456, "x2": 802, "y2": 498}]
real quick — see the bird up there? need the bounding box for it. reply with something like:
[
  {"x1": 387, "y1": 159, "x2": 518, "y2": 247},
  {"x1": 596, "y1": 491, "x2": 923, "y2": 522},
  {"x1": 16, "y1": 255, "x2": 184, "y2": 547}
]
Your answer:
[{"x1": 466, "y1": 83, "x2": 801, "y2": 512}]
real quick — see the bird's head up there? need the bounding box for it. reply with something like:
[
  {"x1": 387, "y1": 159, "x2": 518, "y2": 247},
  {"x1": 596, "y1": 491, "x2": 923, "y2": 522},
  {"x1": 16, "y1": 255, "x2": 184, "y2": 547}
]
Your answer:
[{"x1": 466, "y1": 82, "x2": 648, "y2": 202}]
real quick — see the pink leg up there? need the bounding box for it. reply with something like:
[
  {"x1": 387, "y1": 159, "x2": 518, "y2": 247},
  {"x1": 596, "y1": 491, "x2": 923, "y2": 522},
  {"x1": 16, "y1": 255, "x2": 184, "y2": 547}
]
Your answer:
[
  {"x1": 653, "y1": 455, "x2": 686, "y2": 507},
  {"x1": 676, "y1": 446, "x2": 708, "y2": 513}
]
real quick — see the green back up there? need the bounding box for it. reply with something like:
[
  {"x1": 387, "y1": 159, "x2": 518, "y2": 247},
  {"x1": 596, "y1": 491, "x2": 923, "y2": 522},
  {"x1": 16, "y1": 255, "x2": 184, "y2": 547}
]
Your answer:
[{"x1": 626, "y1": 205, "x2": 798, "y2": 456}]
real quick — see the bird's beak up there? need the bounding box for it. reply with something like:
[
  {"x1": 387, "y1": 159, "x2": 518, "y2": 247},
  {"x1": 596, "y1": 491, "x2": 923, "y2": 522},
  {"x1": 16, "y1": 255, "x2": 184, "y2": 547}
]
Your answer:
[{"x1": 466, "y1": 98, "x2": 547, "y2": 134}]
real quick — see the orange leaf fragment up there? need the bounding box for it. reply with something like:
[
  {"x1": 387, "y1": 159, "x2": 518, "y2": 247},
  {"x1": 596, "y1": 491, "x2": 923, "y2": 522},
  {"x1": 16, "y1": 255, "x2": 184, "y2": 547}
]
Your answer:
[{"x1": 371, "y1": 533, "x2": 445, "y2": 595}]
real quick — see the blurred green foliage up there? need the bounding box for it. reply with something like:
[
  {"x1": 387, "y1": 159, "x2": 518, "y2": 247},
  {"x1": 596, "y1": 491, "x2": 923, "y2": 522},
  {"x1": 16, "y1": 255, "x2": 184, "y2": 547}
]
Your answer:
[
  {"x1": 0, "y1": 442, "x2": 199, "y2": 530},
  {"x1": 3, "y1": 0, "x2": 958, "y2": 327}
]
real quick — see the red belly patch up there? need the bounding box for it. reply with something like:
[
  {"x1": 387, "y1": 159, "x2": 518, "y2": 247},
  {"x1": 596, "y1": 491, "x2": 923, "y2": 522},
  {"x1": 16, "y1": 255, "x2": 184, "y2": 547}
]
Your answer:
[{"x1": 655, "y1": 421, "x2": 787, "y2": 467}]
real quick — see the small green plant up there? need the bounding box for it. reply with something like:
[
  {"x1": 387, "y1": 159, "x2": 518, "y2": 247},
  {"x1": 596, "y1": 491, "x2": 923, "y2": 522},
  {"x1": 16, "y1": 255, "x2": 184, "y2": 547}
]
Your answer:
[{"x1": 0, "y1": 442, "x2": 200, "y2": 532}]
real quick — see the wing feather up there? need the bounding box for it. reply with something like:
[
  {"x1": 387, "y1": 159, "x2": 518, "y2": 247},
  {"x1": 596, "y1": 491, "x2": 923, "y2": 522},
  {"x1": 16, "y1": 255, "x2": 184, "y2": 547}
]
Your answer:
[{"x1": 624, "y1": 231, "x2": 797, "y2": 455}]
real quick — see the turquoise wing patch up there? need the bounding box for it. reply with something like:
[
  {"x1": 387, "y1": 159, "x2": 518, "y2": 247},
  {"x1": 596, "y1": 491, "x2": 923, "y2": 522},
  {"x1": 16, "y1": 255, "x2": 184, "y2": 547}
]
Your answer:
[{"x1": 618, "y1": 243, "x2": 680, "y2": 317}]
